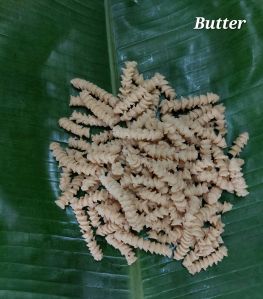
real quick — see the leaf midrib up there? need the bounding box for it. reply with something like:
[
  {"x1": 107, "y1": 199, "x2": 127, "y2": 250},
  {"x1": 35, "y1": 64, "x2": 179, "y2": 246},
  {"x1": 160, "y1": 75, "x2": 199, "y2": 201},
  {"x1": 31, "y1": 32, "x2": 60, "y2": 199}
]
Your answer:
[
  {"x1": 129, "y1": 251, "x2": 144, "y2": 299},
  {"x1": 105, "y1": 0, "x2": 119, "y2": 96},
  {"x1": 104, "y1": 1, "x2": 144, "y2": 298}
]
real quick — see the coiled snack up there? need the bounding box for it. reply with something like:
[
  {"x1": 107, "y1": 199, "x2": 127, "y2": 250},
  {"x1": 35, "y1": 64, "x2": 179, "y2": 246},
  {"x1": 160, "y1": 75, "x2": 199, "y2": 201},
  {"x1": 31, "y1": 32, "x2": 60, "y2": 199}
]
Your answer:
[
  {"x1": 229, "y1": 132, "x2": 249, "y2": 157},
  {"x1": 50, "y1": 61, "x2": 249, "y2": 274}
]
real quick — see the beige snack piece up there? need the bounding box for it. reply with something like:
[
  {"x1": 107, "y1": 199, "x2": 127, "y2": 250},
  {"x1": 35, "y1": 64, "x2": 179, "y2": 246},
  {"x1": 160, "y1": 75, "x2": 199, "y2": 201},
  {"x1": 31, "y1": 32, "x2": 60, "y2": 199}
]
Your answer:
[
  {"x1": 71, "y1": 78, "x2": 118, "y2": 107},
  {"x1": 71, "y1": 202, "x2": 103, "y2": 261},
  {"x1": 70, "y1": 111, "x2": 108, "y2": 127},
  {"x1": 59, "y1": 117, "x2": 90, "y2": 138},
  {"x1": 106, "y1": 234, "x2": 137, "y2": 265},
  {"x1": 229, "y1": 132, "x2": 249, "y2": 157}
]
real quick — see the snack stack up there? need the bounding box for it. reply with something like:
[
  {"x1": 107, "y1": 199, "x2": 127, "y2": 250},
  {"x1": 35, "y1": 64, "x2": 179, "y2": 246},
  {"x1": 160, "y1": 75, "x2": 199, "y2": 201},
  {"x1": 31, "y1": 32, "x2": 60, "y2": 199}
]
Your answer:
[{"x1": 50, "y1": 61, "x2": 249, "y2": 274}]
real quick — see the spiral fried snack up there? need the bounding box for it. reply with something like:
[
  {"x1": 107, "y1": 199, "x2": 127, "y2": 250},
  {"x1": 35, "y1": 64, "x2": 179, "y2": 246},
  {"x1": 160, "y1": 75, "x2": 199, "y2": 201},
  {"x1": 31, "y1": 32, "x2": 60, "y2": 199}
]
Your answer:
[{"x1": 50, "y1": 61, "x2": 249, "y2": 274}]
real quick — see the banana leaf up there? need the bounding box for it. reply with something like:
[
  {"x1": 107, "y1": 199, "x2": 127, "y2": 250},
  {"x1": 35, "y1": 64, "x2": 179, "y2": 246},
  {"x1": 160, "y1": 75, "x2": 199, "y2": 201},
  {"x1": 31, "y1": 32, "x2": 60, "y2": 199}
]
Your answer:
[{"x1": 0, "y1": 0, "x2": 263, "y2": 298}]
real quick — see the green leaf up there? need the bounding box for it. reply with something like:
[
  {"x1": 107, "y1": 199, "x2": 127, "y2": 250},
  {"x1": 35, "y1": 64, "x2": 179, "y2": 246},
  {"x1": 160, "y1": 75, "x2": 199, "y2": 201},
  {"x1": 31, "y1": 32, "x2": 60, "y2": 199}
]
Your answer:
[{"x1": 1, "y1": 0, "x2": 263, "y2": 298}]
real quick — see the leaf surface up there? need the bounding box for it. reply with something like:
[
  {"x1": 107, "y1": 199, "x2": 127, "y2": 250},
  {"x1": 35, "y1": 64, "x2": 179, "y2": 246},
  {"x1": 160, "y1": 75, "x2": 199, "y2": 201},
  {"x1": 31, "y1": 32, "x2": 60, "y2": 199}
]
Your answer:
[{"x1": 1, "y1": 0, "x2": 263, "y2": 298}]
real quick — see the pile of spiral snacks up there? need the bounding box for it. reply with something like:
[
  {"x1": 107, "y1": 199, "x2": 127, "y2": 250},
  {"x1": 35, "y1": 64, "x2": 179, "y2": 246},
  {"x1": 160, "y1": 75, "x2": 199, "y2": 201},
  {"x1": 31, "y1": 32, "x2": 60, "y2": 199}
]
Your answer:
[{"x1": 50, "y1": 61, "x2": 249, "y2": 274}]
